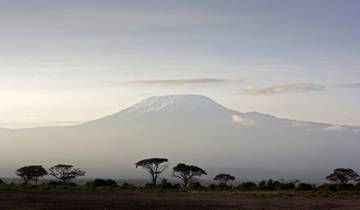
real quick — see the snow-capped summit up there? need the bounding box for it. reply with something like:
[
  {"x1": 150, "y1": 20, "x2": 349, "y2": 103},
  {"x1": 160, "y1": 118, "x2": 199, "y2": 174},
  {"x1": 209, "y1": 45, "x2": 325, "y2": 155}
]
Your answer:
[
  {"x1": 124, "y1": 95, "x2": 228, "y2": 114},
  {"x1": 1, "y1": 94, "x2": 360, "y2": 182}
]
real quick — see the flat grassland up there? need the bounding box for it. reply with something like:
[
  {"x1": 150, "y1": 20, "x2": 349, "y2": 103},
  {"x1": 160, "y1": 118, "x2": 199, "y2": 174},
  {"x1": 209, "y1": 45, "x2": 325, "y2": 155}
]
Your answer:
[{"x1": 1, "y1": 191, "x2": 360, "y2": 210}]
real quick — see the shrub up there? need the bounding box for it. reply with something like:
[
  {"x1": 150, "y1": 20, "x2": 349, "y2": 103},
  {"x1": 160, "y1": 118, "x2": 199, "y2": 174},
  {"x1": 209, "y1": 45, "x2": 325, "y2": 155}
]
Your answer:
[
  {"x1": 354, "y1": 183, "x2": 360, "y2": 192},
  {"x1": 296, "y1": 183, "x2": 314, "y2": 191},
  {"x1": 47, "y1": 181, "x2": 66, "y2": 186},
  {"x1": 266, "y1": 179, "x2": 275, "y2": 191},
  {"x1": 0, "y1": 178, "x2": 5, "y2": 185},
  {"x1": 189, "y1": 182, "x2": 203, "y2": 190},
  {"x1": 86, "y1": 179, "x2": 118, "y2": 187},
  {"x1": 279, "y1": 182, "x2": 296, "y2": 190},
  {"x1": 237, "y1": 182, "x2": 257, "y2": 191},
  {"x1": 159, "y1": 178, "x2": 177, "y2": 190},
  {"x1": 258, "y1": 180, "x2": 267, "y2": 190},
  {"x1": 121, "y1": 182, "x2": 135, "y2": 190},
  {"x1": 318, "y1": 184, "x2": 337, "y2": 192},
  {"x1": 47, "y1": 181, "x2": 77, "y2": 187},
  {"x1": 337, "y1": 183, "x2": 354, "y2": 191},
  {"x1": 218, "y1": 183, "x2": 232, "y2": 190},
  {"x1": 208, "y1": 184, "x2": 217, "y2": 190},
  {"x1": 145, "y1": 183, "x2": 156, "y2": 189}
]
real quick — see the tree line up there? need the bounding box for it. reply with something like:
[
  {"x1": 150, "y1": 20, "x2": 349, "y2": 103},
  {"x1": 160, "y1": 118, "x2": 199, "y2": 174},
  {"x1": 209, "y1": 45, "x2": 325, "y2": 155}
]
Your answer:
[
  {"x1": 15, "y1": 164, "x2": 85, "y2": 184},
  {"x1": 9, "y1": 158, "x2": 360, "y2": 190},
  {"x1": 134, "y1": 158, "x2": 360, "y2": 188}
]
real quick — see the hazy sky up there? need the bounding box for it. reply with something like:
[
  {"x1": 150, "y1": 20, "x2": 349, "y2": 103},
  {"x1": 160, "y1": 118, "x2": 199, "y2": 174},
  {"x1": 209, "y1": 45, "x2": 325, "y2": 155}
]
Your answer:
[{"x1": 1, "y1": 0, "x2": 359, "y2": 128}]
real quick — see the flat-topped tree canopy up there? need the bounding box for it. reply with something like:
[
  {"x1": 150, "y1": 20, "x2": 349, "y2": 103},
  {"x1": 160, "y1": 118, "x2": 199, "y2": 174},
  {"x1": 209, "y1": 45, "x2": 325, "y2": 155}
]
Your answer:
[
  {"x1": 135, "y1": 158, "x2": 168, "y2": 185},
  {"x1": 136, "y1": 158, "x2": 168, "y2": 167},
  {"x1": 49, "y1": 164, "x2": 86, "y2": 183},
  {"x1": 15, "y1": 165, "x2": 48, "y2": 184},
  {"x1": 173, "y1": 163, "x2": 207, "y2": 187},
  {"x1": 326, "y1": 168, "x2": 360, "y2": 184},
  {"x1": 214, "y1": 173, "x2": 236, "y2": 185}
]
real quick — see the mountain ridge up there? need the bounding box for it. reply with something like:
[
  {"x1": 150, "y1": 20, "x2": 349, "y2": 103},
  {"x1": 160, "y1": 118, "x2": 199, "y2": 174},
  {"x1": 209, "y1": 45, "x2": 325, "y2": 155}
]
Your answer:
[
  {"x1": 0, "y1": 94, "x2": 359, "y2": 181},
  {"x1": 1, "y1": 94, "x2": 358, "y2": 130}
]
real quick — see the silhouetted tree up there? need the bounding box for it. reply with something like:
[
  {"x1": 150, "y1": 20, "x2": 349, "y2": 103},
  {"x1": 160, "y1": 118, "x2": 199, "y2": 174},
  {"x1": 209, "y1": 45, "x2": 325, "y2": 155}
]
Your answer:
[
  {"x1": 213, "y1": 173, "x2": 235, "y2": 185},
  {"x1": 173, "y1": 163, "x2": 207, "y2": 187},
  {"x1": 135, "y1": 158, "x2": 168, "y2": 185},
  {"x1": 49, "y1": 164, "x2": 85, "y2": 183},
  {"x1": 15, "y1": 165, "x2": 47, "y2": 184},
  {"x1": 326, "y1": 168, "x2": 359, "y2": 184}
]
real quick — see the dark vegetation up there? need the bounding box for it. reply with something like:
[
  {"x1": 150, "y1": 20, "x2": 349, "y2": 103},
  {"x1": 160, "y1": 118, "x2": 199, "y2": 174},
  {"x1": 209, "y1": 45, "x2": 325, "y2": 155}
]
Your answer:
[
  {"x1": 48, "y1": 164, "x2": 85, "y2": 183},
  {"x1": 135, "y1": 158, "x2": 168, "y2": 186},
  {"x1": 172, "y1": 163, "x2": 207, "y2": 188},
  {"x1": 0, "y1": 159, "x2": 359, "y2": 195},
  {"x1": 16, "y1": 165, "x2": 48, "y2": 184}
]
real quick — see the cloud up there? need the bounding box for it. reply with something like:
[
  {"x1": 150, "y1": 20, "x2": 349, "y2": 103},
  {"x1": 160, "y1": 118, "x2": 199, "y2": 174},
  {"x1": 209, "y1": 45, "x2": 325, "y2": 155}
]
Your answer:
[
  {"x1": 335, "y1": 83, "x2": 360, "y2": 89},
  {"x1": 231, "y1": 115, "x2": 256, "y2": 126},
  {"x1": 120, "y1": 78, "x2": 242, "y2": 86},
  {"x1": 290, "y1": 121, "x2": 312, "y2": 127},
  {"x1": 46, "y1": 120, "x2": 84, "y2": 125},
  {"x1": 244, "y1": 83, "x2": 325, "y2": 95},
  {"x1": 322, "y1": 125, "x2": 346, "y2": 131}
]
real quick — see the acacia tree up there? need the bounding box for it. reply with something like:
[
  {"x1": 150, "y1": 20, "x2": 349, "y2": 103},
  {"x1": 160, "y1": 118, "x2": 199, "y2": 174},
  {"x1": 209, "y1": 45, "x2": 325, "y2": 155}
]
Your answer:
[
  {"x1": 213, "y1": 173, "x2": 235, "y2": 185},
  {"x1": 15, "y1": 165, "x2": 48, "y2": 184},
  {"x1": 326, "y1": 168, "x2": 360, "y2": 184},
  {"x1": 49, "y1": 164, "x2": 85, "y2": 183},
  {"x1": 173, "y1": 163, "x2": 207, "y2": 188},
  {"x1": 135, "y1": 158, "x2": 168, "y2": 185}
]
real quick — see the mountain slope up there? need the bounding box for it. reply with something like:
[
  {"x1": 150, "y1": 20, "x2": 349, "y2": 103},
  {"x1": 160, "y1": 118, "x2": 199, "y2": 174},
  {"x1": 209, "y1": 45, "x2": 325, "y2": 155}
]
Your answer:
[{"x1": 0, "y1": 95, "x2": 359, "y2": 181}]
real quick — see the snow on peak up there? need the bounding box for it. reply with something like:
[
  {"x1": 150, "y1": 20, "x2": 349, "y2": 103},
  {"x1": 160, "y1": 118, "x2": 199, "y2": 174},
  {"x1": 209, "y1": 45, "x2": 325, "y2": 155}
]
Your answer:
[{"x1": 124, "y1": 95, "x2": 227, "y2": 114}]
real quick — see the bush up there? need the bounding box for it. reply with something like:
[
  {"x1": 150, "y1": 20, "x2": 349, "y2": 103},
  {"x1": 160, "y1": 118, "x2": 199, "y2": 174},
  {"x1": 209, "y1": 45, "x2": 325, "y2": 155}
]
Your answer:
[
  {"x1": 237, "y1": 182, "x2": 257, "y2": 191},
  {"x1": 279, "y1": 182, "x2": 296, "y2": 190},
  {"x1": 121, "y1": 182, "x2": 136, "y2": 190},
  {"x1": 354, "y1": 183, "x2": 360, "y2": 192},
  {"x1": 0, "y1": 179, "x2": 5, "y2": 185},
  {"x1": 218, "y1": 183, "x2": 232, "y2": 190},
  {"x1": 159, "y1": 178, "x2": 178, "y2": 190},
  {"x1": 189, "y1": 182, "x2": 203, "y2": 190},
  {"x1": 296, "y1": 183, "x2": 314, "y2": 191},
  {"x1": 145, "y1": 183, "x2": 157, "y2": 189},
  {"x1": 47, "y1": 181, "x2": 77, "y2": 187},
  {"x1": 86, "y1": 179, "x2": 118, "y2": 187},
  {"x1": 337, "y1": 183, "x2": 354, "y2": 191},
  {"x1": 47, "y1": 181, "x2": 65, "y2": 186},
  {"x1": 318, "y1": 184, "x2": 337, "y2": 192},
  {"x1": 258, "y1": 180, "x2": 267, "y2": 190},
  {"x1": 208, "y1": 184, "x2": 217, "y2": 190}
]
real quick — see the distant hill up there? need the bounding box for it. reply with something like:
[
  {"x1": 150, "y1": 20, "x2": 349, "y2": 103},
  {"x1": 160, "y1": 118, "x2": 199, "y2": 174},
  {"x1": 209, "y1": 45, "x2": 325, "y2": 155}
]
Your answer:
[{"x1": 1, "y1": 95, "x2": 359, "y2": 182}]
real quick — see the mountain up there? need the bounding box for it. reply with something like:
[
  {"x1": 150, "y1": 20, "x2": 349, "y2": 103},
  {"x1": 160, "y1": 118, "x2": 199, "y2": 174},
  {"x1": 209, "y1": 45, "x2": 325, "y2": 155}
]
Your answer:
[{"x1": 0, "y1": 95, "x2": 359, "y2": 182}]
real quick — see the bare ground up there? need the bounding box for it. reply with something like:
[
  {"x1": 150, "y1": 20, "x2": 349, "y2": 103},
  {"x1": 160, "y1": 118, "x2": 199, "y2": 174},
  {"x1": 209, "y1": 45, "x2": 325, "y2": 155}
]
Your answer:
[{"x1": 1, "y1": 191, "x2": 360, "y2": 210}]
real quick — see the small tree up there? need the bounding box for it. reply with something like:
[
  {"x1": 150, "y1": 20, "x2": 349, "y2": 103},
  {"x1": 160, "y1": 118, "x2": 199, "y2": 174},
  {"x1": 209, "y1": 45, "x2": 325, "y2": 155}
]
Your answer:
[
  {"x1": 214, "y1": 173, "x2": 235, "y2": 186},
  {"x1": 135, "y1": 158, "x2": 168, "y2": 186},
  {"x1": 326, "y1": 168, "x2": 359, "y2": 184},
  {"x1": 173, "y1": 163, "x2": 207, "y2": 188},
  {"x1": 49, "y1": 164, "x2": 85, "y2": 183},
  {"x1": 15, "y1": 165, "x2": 48, "y2": 184}
]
